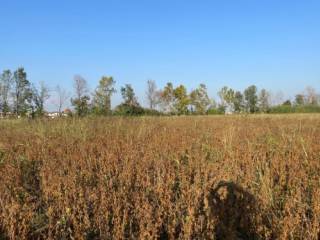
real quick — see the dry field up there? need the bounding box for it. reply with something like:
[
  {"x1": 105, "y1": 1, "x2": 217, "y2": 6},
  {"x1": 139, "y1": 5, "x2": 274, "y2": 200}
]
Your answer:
[{"x1": 0, "y1": 115, "x2": 320, "y2": 239}]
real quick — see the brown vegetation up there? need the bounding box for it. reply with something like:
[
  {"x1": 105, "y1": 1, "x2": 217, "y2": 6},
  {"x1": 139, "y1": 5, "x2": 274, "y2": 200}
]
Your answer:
[{"x1": 0, "y1": 115, "x2": 320, "y2": 239}]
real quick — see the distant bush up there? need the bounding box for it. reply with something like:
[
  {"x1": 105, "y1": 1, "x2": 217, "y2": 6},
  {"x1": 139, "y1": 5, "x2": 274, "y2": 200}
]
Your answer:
[
  {"x1": 269, "y1": 105, "x2": 293, "y2": 113},
  {"x1": 113, "y1": 103, "x2": 146, "y2": 116},
  {"x1": 143, "y1": 108, "x2": 163, "y2": 116},
  {"x1": 207, "y1": 107, "x2": 225, "y2": 115},
  {"x1": 269, "y1": 104, "x2": 320, "y2": 113}
]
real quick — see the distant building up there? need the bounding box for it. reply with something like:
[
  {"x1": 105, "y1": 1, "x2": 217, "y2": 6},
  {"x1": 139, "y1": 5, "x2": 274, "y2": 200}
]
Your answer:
[
  {"x1": 47, "y1": 112, "x2": 61, "y2": 118},
  {"x1": 63, "y1": 108, "x2": 72, "y2": 116},
  {"x1": 46, "y1": 109, "x2": 70, "y2": 119}
]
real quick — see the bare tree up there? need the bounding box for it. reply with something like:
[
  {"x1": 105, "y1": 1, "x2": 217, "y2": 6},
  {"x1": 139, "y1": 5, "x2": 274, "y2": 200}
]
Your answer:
[
  {"x1": 146, "y1": 79, "x2": 158, "y2": 109},
  {"x1": 0, "y1": 70, "x2": 12, "y2": 115},
  {"x1": 270, "y1": 90, "x2": 284, "y2": 106},
  {"x1": 71, "y1": 75, "x2": 90, "y2": 116},
  {"x1": 73, "y1": 75, "x2": 89, "y2": 100},
  {"x1": 32, "y1": 81, "x2": 50, "y2": 116},
  {"x1": 305, "y1": 86, "x2": 318, "y2": 105},
  {"x1": 55, "y1": 85, "x2": 70, "y2": 116},
  {"x1": 258, "y1": 89, "x2": 270, "y2": 112}
]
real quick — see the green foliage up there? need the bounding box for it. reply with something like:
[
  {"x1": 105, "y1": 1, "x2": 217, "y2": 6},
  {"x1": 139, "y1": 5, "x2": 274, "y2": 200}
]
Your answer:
[
  {"x1": 190, "y1": 84, "x2": 211, "y2": 114},
  {"x1": 12, "y1": 68, "x2": 33, "y2": 116},
  {"x1": 0, "y1": 70, "x2": 12, "y2": 115},
  {"x1": 113, "y1": 103, "x2": 145, "y2": 116},
  {"x1": 1, "y1": 67, "x2": 320, "y2": 118},
  {"x1": 282, "y1": 99, "x2": 292, "y2": 106},
  {"x1": 218, "y1": 86, "x2": 235, "y2": 112},
  {"x1": 207, "y1": 106, "x2": 225, "y2": 115},
  {"x1": 71, "y1": 75, "x2": 90, "y2": 117},
  {"x1": 233, "y1": 91, "x2": 244, "y2": 113},
  {"x1": 143, "y1": 108, "x2": 163, "y2": 116},
  {"x1": 244, "y1": 85, "x2": 259, "y2": 113},
  {"x1": 31, "y1": 82, "x2": 50, "y2": 117},
  {"x1": 294, "y1": 94, "x2": 305, "y2": 106},
  {"x1": 159, "y1": 82, "x2": 175, "y2": 113},
  {"x1": 116, "y1": 84, "x2": 145, "y2": 116},
  {"x1": 120, "y1": 84, "x2": 139, "y2": 107},
  {"x1": 92, "y1": 76, "x2": 116, "y2": 115},
  {"x1": 71, "y1": 96, "x2": 91, "y2": 117},
  {"x1": 159, "y1": 83, "x2": 190, "y2": 115},
  {"x1": 173, "y1": 85, "x2": 190, "y2": 115},
  {"x1": 269, "y1": 104, "x2": 320, "y2": 113}
]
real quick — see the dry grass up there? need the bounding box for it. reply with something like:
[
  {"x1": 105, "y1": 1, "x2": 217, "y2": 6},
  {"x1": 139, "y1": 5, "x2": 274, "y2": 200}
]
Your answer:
[{"x1": 0, "y1": 115, "x2": 320, "y2": 239}]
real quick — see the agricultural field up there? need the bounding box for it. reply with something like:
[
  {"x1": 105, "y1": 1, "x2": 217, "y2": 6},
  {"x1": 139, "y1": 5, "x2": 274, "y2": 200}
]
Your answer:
[{"x1": 0, "y1": 115, "x2": 320, "y2": 239}]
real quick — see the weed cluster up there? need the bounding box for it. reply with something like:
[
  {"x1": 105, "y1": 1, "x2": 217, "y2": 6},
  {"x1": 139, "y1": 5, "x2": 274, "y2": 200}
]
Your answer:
[{"x1": 0, "y1": 115, "x2": 319, "y2": 239}]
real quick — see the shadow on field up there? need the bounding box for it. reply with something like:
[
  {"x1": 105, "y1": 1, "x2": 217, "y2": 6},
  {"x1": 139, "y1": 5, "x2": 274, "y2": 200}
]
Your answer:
[
  {"x1": 208, "y1": 181, "x2": 267, "y2": 240},
  {"x1": 0, "y1": 228, "x2": 7, "y2": 240}
]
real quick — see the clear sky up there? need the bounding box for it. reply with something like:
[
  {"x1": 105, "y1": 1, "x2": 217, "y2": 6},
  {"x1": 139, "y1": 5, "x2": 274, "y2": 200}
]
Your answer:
[{"x1": 1, "y1": 0, "x2": 320, "y2": 108}]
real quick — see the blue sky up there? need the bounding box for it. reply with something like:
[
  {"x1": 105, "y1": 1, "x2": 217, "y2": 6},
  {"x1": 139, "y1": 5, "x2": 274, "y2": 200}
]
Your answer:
[{"x1": 1, "y1": 0, "x2": 320, "y2": 108}]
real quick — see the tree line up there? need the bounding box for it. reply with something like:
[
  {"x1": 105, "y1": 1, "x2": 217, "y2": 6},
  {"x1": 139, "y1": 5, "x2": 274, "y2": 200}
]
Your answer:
[{"x1": 0, "y1": 67, "x2": 319, "y2": 117}]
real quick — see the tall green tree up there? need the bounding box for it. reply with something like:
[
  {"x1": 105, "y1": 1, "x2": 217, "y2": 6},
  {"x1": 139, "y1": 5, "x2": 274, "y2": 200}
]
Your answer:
[
  {"x1": 93, "y1": 76, "x2": 116, "y2": 115},
  {"x1": 0, "y1": 70, "x2": 12, "y2": 115},
  {"x1": 159, "y1": 82, "x2": 175, "y2": 113},
  {"x1": 233, "y1": 91, "x2": 244, "y2": 113},
  {"x1": 190, "y1": 84, "x2": 211, "y2": 114},
  {"x1": 71, "y1": 96, "x2": 90, "y2": 116},
  {"x1": 71, "y1": 75, "x2": 90, "y2": 117},
  {"x1": 218, "y1": 86, "x2": 235, "y2": 113},
  {"x1": 12, "y1": 68, "x2": 33, "y2": 116},
  {"x1": 121, "y1": 84, "x2": 139, "y2": 106},
  {"x1": 244, "y1": 85, "x2": 259, "y2": 113},
  {"x1": 173, "y1": 85, "x2": 190, "y2": 115},
  {"x1": 114, "y1": 84, "x2": 144, "y2": 115}
]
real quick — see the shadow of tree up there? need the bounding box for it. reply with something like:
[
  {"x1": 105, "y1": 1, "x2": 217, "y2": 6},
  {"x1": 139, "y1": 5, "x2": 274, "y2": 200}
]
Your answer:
[{"x1": 208, "y1": 181, "x2": 270, "y2": 240}]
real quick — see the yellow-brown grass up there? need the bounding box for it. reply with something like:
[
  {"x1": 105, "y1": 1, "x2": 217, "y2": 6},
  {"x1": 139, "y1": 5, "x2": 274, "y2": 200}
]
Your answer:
[{"x1": 0, "y1": 115, "x2": 319, "y2": 239}]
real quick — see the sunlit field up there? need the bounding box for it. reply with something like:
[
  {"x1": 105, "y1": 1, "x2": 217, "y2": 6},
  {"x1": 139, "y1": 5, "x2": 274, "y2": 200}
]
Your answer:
[{"x1": 0, "y1": 115, "x2": 320, "y2": 239}]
